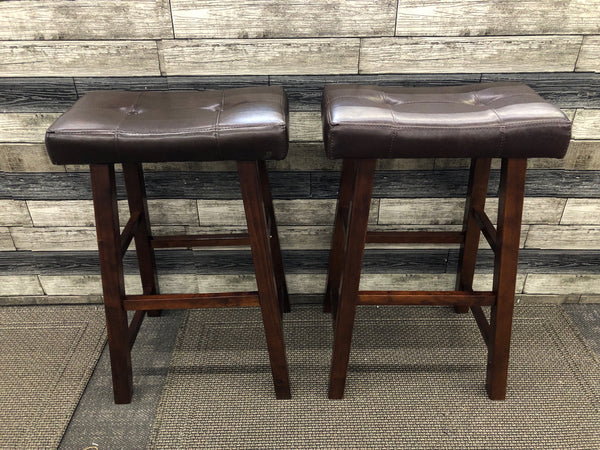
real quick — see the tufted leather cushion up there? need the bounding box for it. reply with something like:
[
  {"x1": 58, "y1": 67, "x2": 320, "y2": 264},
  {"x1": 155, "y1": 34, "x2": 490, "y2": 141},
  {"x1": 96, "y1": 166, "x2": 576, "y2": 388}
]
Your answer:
[
  {"x1": 322, "y1": 83, "x2": 571, "y2": 159},
  {"x1": 45, "y1": 86, "x2": 289, "y2": 164}
]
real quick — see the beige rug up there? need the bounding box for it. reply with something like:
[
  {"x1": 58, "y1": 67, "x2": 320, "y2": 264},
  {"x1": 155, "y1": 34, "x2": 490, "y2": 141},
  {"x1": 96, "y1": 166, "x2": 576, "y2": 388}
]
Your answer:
[
  {"x1": 150, "y1": 305, "x2": 600, "y2": 449},
  {"x1": 0, "y1": 305, "x2": 106, "y2": 448}
]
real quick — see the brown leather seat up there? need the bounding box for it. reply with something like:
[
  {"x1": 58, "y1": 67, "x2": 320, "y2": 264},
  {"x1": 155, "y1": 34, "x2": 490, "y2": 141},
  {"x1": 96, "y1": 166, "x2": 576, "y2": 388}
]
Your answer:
[
  {"x1": 322, "y1": 82, "x2": 571, "y2": 160},
  {"x1": 45, "y1": 86, "x2": 289, "y2": 164}
]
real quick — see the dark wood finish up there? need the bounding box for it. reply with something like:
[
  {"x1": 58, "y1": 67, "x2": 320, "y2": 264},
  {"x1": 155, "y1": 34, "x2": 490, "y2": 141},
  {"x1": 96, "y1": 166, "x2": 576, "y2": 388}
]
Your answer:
[
  {"x1": 357, "y1": 290, "x2": 495, "y2": 306},
  {"x1": 366, "y1": 230, "x2": 464, "y2": 244},
  {"x1": 471, "y1": 305, "x2": 491, "y2": 345},
  {"x1": 123, "y1": 163, "x2": 160, "y2": 316},
  {"x1": 324, "y1": 159, "x2": 356, "y2": 314},
  {"x1": 238, "y1": 161, "x2": 291, "y2": 399},
  {"x1": 128, "y1": 310, "x2": 146, "y2": 350},
  {"x1": 151, "y1": 233, "x2": 250, "y2": 248},
  {"x1": 329, "y1": 159, "x2": 376, "y2": 399},
  {"x1": 472, "y1": 206, "x2": 497, "y2": 252},
  {"x1": 0, "y1": 77, "x2": 78, "y2": 112},
  {"x1": 455, "y1": 158, "x2": 492, "y2": 314},
  {"x1": 487, "y1": 158, "x2": 527, "y2": 400},
  {"x1": 90, "y1": 163, "x2": 132, "y2": 404},
  {"x1": 258, "y1": 160, "x2": 290, "y2": 313},
  {"x1": 120, "y1": 210, "x2": 141, "y2": 257},
  {"x1": 123, "y1": 292, "x2": 260, "y2": 310}
]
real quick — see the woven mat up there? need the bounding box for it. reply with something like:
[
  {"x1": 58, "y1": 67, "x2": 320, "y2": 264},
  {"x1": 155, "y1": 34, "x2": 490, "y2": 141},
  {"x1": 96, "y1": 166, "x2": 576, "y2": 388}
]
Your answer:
[
  {"x1": 0, "y1": 305, "x2": 106, "y2": 448},
  {"x1": 150, "y1": 305, "x2": 600, "y2": 449}
]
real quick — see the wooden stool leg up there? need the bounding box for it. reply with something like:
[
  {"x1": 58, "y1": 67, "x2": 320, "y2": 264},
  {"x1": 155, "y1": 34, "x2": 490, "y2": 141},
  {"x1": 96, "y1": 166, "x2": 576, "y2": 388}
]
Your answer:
[
  {"x1": 123, "y1": 163, "x2": 160, "y2": 317},
  {"x1": 238, "y1": 161, "x2": 291, "y2": 399},
  {"x1": 324, "y1": 159, "x2": 356, "y2": 315},
  {"x1": 257, "y1": 160, "x2": 290, "y2": 314},
  {"x1": 487, "y1": 158, "x2": 527, "y2": 400},
  {"x1": 90, "y1": 163, "x2": 132, "y2": 404},
  {"x1": 329, "y1": 159, "x2": 376, "y2": 399},
  {"x1": 455, "y1": 158, "x2": 492, "y2": 313}
]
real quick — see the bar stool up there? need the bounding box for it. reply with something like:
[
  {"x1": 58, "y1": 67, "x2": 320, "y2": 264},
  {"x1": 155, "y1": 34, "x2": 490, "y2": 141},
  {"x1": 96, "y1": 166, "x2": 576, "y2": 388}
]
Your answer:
[
  {"x1": 322, "y1": 83, "x2": 571, "y2": 400},
  {"x1": 45, "y1": 87, "x2": 291, "y2": 403}
]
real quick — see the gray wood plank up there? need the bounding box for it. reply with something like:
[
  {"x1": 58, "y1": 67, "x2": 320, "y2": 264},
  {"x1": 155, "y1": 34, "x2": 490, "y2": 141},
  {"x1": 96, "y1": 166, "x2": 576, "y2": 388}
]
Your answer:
[
  {"x1": 524, "y1": 274, "x2": 600, "y2": 295},
  {"x1": 0, "y1": 200, "x2": 32, "y2": 226},
  {"x1": 577, "y1": 36, "x2": 600, "y2": 73},
  {"x1": 0, "y1": 144, "x2": 64, "y2": 172},
  {"x1": 0, "y1": 41, "x2": 161, "y2": 77},
  {"x1": 0, "y1": 276, "x2": 44, "y2": 296},
  {"x1": 10, "y1": 227, "x2": 98, "y2": 251},
  {"x1": 158, "y1": 39, "x2": 360, "y2": 75},
  {"x1": 572, "y1": 109, "x2": 600, "y2": 140},
  {"x1": 74, "y1": 77, "x2": 168, "y2": 95},
  {"x1": 0, "y1": 78, "x2": 77, "y2": 112},
  {"x1": 568, "y1": 141, "x2": 600, "y2": 170},
  {"x1": 395, "y1": 0, "x2": 600, "y2": 36},
  {"x1": 289, "y1": 112, "x2": 322, "y2": 141},
  {"x1": 170, "y1": 0, "x2": 396, "y2": 38},
  {"x1": 0, "y1": 1, "x2": 172, "y2": 40},
  {"x1": 0, "y1": 228, "x2": 15, "y2": 251},
  {"x1": 560, "y1": 199, "x2": 600, "y2": 225},
  {"x1": 525, "y1": 226, "x2": 600, "y2": 250},
  {"x1": 167, "y1": 76, "x2": 268, "y2": 91},
  {"x1": 359, "y1": 36, "x2": 581, "y2": 73},
  {"x1": 0, "y1": 113, "x2": 61, "y2": 143}
]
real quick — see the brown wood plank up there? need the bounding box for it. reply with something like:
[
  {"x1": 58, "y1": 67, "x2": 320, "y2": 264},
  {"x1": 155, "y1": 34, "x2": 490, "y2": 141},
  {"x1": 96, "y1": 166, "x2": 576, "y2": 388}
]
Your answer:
[
  {"x1": 120, "y1": 210, "x2": 141, "y2": 258},
  {"x1": 472, "y1": 206, "x2": 497, "y2": 252},
  {"x1": 366, "y1": 230, "x2": 464, "y2": 244},
  {"x1": 150, "y1": 233, "x2": 251, "y2": 248},
  {"x1": 357, "y1": 290, "x2": 495, "y2": 306},
  {"x1": 123, "y1": 292, "x2": 260, "y2": 310}
]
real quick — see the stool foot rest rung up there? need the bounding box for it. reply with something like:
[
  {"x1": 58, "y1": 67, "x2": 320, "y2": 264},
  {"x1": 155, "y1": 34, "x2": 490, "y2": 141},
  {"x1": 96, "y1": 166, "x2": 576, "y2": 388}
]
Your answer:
[
  {"x1": 471, "y1": 305, "x2": 491, "y2": 345},
  {"x1": 123, "y1": 292, "x2": 260, "y2": 310},
  {"x1": 357, "y1": 290, "x2": 496, "y2": 306},
  {"x1": 120, "y1": 210, "x2": 142, "y2": 257},
  {"x1": 471, "y1": 207, "x2": 497, "y2": 251},
  {"x1": 128, "y1": 310, "x2": 146, "y2": 350},
  {"x1": 366, "y1": 231, "x2": 464, "y2": 244},
  {"x1": 150, "y1": 233, "x2": 251, "y2": 248}
]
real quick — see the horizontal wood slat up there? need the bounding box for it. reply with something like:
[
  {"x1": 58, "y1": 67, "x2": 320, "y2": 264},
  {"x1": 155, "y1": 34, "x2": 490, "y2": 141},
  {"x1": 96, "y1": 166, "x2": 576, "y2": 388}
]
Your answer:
[
  {"x1": 395, "y1": 0, "x2": 600, "y2": 36},
  {"x1": 359, "y1": 36, "x2": 582, "y2": 74},
  {"x1": 366, "y1": 231, "x2": 464, "y2": 244},
  {"x1": 150, "y1": 233, "x2": 250, "y2": 248},
  {"x1": 0, "y1": 41, "x2": 161, "y2": 77},
  {"x1": 123, "y1": 292, "x2": 260, "y2": 310},
  {"x1": 171, "y1": 0, "x2": 396, "y2": 38},
  {"x1": 0, "y1": 1, "x2": 172, "y2": 40},
  {"x1": 357, "y1": 290, "x2": 496, "y2": 306},
  {"x1": 577, "y1": 36, "x2": 600, "y2": 73},
  {"x1": 158, "y1": 39, "x2": 360, "y2": 76}
]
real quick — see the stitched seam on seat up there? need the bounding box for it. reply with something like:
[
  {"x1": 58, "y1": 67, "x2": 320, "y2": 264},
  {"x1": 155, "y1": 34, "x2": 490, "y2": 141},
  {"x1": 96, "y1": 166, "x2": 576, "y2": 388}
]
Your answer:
[
  {"x1": 328, "y1": 120, "x2": 570, "y2": 130},
  {"x1": 52, "y1": 124, "x2": 287, "y2": 135}
]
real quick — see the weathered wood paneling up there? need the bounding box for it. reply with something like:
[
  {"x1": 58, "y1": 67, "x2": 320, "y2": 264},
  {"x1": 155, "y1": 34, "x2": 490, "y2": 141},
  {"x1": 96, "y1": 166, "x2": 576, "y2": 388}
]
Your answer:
[
  {"x1": 0, "y1": 113, "x2": 60, "y2": 143},
  {"x1": 568, "y1": 141, "x2": 600, "y2": 170},
  {"x1": 359, "y1": 37, "x2": 581, "y2": 73},
  {"x1": 576, "y1": 35, "x2": 600, "y2": 73},
  {"x1": 572, "y1": 110, "x2": 600, "y2": 140},
  {"x1": 167, "y1": 75, "x2": 269, "y2": 91},
  {"x1": 0, "y1": 228, "x2": 15, "y2": 251},
  {"x1": 378, "y1": 198, "x2": 565, "y2": 225},
  {"x1": 11, "y1": 227, "x2": 98, "y2": 251},
  {"x1": 158, "y1": 39, "x2": 360, "y2": 75},
  {"x1": 171, "y1": 0, "x2": 397, "y2": 38},
  {"x1": 0, "y1": 144, "x2": 64, "y2": 172},
  {"x1": 0, "y1": 276, "x2": 44, "y2": 296},
  {"x1": 525, "y1": 274, "x2": 600, "y2": 295},
  {"x1": 395, "y1": 1, "x2": 600, "y2": 36},
  {"x1": 289, "y1": 112, "x2": 322, "y2": 141},
  {"x1": 0, "y1": 201, "x2": 32, "y2": 226},
  {"x1": 561, "y1": 199, "x2": 600, "y2": 225},
  {"x1": 525, "y1": 226, "x2": 600, "y2": 250},
  {"x1": 0, "y1": 41, "x2": 161, "y2": 77},
  {"x1": 74, "y1": 77, "x2": 168, "y2": 95},
  {"x1": 0, "y1": 78, "x2": 76, "y2": 113},
  {"x1": 0, "y1": 1, "x2": 172, "y2": 40}
]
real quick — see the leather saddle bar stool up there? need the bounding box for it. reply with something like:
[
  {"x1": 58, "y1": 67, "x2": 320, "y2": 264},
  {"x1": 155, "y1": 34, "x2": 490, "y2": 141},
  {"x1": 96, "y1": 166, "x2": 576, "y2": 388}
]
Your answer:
[
  {"x1": 321, "y1": 82, "x2": 571, "y2": 400},
  {"x1": 45, "y1": 87, "x2": 291, "y2": 403}
]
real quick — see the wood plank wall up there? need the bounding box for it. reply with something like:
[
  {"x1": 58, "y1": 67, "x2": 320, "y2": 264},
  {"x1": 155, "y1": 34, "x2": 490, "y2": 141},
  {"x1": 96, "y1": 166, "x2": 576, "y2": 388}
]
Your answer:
[{"x1": 0, "y1": 0, "x2": 599, "y2": 305}]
